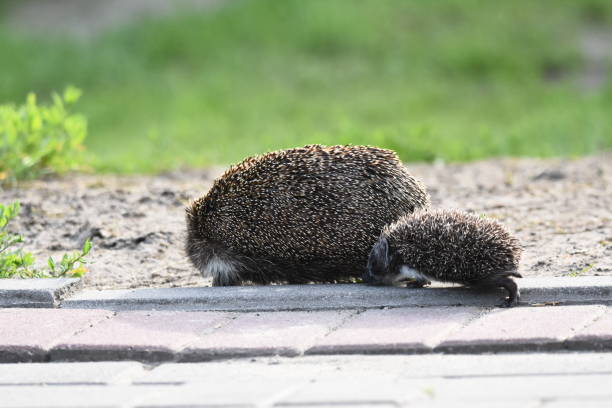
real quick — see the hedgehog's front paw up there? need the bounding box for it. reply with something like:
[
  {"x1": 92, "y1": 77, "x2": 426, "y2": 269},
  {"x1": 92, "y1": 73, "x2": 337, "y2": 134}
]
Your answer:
[
  {"x1": 498, "y1": 296, "x2": 519, "y2": 308},
  {"x1": 405, "y1": 279, "x2": 431, "y2": 288}
]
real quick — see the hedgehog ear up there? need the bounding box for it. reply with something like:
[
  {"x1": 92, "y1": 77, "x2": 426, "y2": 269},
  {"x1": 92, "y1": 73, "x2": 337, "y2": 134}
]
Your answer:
[
  {"x1": 378, "y1": 237, "x2": 389, "y2": 258},
  {"x1": 368, "y1": 237, "x2": 390, "y2": 268}
]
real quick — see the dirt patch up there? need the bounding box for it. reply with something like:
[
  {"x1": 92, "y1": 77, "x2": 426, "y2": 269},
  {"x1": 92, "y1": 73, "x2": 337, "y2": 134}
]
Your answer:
[{"x1": 1, "y1": 155, "x2": 611, "y2": 290}]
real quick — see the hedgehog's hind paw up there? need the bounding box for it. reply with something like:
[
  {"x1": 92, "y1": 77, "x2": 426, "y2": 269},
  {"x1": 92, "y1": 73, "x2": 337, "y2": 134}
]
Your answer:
[
  {"x1": 208, "y1": 257, "x2": 244, "y2": 286},
  {"x1": 212, "y1": 273, "x2": 242, "y2": 286}
]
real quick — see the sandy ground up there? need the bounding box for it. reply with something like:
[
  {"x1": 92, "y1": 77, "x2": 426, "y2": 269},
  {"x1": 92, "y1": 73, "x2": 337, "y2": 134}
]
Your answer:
[{"x1": 1, "y1": 155, "x2": 611, "y2": 290}]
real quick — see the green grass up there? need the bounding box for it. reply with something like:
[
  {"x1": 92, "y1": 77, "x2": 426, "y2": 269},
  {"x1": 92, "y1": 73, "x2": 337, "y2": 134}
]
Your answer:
[{"x1": 1, "y1": 0, "x2": 611, "y2": 172}]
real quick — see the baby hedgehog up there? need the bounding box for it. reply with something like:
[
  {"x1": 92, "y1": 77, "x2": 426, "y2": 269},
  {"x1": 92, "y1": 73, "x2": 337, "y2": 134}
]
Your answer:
[
  {"x1": 186, "y1": 144, "x2": 430, "y2": 286},
  {"x1": 364, "y1": 209, "x2": 523, "y2": 307}
]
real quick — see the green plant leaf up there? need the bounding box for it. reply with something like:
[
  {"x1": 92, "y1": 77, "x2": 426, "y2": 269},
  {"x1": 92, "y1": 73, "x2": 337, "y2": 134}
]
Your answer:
[
  {"x1": 82, "y1": 238, "x2": 92, "y2": 255},
  {"x1": 63, "y1": 86, "x2": 82, "y2": 104},
  {"x1": 47, "y1": 257, "x2": 56, "y2": 272},
  {"x1": 0, "y1": 88, "x2": 86, "y2": 186}
]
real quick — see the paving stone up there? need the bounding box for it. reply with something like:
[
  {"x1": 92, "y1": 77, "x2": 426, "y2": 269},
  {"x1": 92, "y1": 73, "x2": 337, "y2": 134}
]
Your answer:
[
  {"x1": 180, "y1": 311, "x2": 351, "y2": 361},
  {"x1": 139, "y1": 353, "x2": 612, "y2": 388},
  {"x1": 0, "y1": 362, "x2": 144, "y2": 385},
  {"x1": 394, "y1": 402, "x2": 539, "y2": 408},
  {"x1": 0, "y1": 308, "x2": 112, "y2": 362},
  {"x1": 566, "y1": 307, "x2": 612, "y2": 350},
  {"x1": 282, "y1": 374, "x2": 612, "y2": 406},
  {"x1": 0, "y1": 385, "x2": 164, "y2": 408},
  {"x1": 307, "y1": 307, "x2": 480, "y2": 354},
  {"x1": 136, "y1": 361, "x2": 324, "y2": 384},
  {"x1": 2, "y1": 354, "x2": 612, "y2": 407},
  {"x1": 61, "y1": 276, "x2": 612, "y2": 312},
  {"x1": 278, "y1": 377, "x2": 421, "y2": 406},
  {"x1": 135, "y1": 383, "x2": 300, "y2": 407},
  {"x1": 414, "y1": 374, "x2": 612, "y2": 401},
  {"x1": 51, "y1": 311, "x2": 230, "y2": 362},
  {"x1": 437, "y1": 305, "x2": 606, "y2": 352},
  {"x1": 393, "y1": 352, "x2": 612, "y2": 378},
  {"x1": 540, "y1": 400, "x2": 612, "y2": 408},
  {"x1": 0, "y1": 278, "x2": 81, "y2": 308},
  {"x1": 276, "y1": 405, "x2": 399, "y2": 408},
  {"x1": 290, "y1": 353, "x2": 612, "y2": 379}
]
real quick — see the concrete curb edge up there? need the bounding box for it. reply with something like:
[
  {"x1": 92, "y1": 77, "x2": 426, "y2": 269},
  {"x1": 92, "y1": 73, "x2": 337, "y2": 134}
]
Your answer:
[
  {"x1": 0, "y1": 279, "x2": 82, "y2": 308},
  {"x1": 60, "y1": 276, "x2": 612, "y2": 311}
]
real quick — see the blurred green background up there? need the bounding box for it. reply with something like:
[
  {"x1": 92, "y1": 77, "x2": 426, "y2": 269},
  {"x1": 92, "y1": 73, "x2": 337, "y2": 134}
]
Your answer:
[{"x1": 1, "y1": 0, "x2": 611, "y2": 173}]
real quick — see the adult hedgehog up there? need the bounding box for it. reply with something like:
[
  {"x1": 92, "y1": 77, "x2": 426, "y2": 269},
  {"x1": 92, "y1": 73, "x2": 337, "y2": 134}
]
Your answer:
[{"x1": 186, "y1": 145, "x2": 430, "y2": 286}]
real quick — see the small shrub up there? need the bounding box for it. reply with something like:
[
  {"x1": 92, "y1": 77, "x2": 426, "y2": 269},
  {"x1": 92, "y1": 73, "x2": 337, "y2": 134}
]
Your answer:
[
  {"x1": 0, "y1": 201, "x2": 90, "y2": 278},
  {"x1": 0, "y1": 87, "x2": 87, "y2": 186}
]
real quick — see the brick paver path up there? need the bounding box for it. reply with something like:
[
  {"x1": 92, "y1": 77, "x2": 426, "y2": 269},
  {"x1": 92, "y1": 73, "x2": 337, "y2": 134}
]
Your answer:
[{"x1": 1, "y1": 305, "x2": 611, "y2": 363}]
